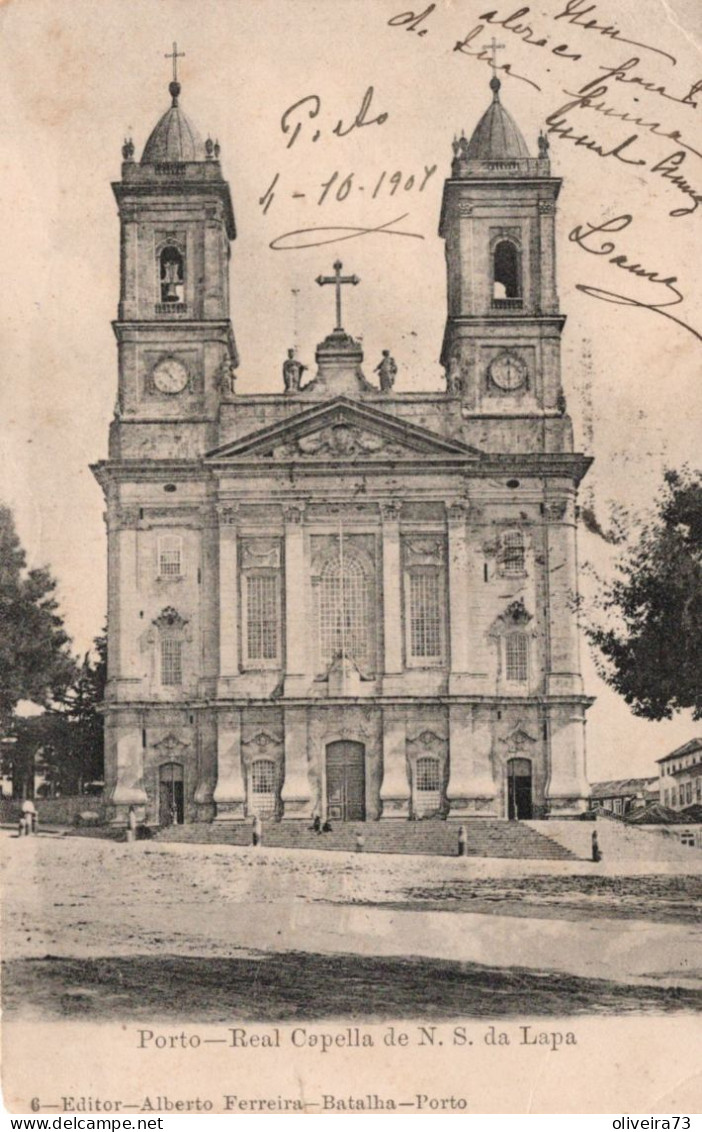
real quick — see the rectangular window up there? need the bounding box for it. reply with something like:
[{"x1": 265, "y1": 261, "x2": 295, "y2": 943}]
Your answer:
[
  {"x1": 505, "y1": 633, "x2": 528, "y2": 682},
  {"x1": 409, "y1": 572, "x2": 442, "y2": 659},
  {"x1": 246, "y1": 574, "x2": 279, "y2": 662},
  {"x1": 501, "y1": 531, "x2": 525, "y2": 577},
  {"x1": 161, "y1": 638, "x2": 182, "y2": 685},
  {"x1": 686, "y1": 782, "x2": 693, "y2": 805},
  {"x1": 159, "y1": 536, "x2": 182, "y2": 578}
]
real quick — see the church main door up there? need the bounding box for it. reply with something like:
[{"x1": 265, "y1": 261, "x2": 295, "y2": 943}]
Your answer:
[
  {"x1": 326, "y1": 741, "x2": 366, "y2": 822},
  {"x1": 159, "y1": 762, "x2": 184, "y2": 826},
  {"x1": 507, "y1": 757, "x2": 533, "y2": 820}
]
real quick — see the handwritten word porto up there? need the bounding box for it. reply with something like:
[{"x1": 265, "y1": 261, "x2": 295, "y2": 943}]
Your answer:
[{"x1": 281, "y1": 87, "x2": 388, "y2": 150}]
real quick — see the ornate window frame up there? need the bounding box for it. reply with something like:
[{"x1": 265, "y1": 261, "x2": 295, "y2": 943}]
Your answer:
[
  {"x1": 402, "y1": 536, "x2": 446, "y2": 669},
  {"x1": 240, "y1": 539, "x2": 282, "y2": 671}
]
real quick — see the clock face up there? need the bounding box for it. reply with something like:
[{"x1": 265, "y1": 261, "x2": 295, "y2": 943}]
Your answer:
[
  {"x1": 489, "y1": 352, "x2": 527, "y2": 392},
  {"x1": 152, "y1": 357, "x2": 189, "y2": 395}
]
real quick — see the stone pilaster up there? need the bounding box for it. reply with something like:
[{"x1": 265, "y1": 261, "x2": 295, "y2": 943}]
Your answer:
[
  {"x1": 544, "y1": 494, "x2": 583, "y2": 696},
  {"x1": 217, "y1": 504, "x2": 239, "y2": 694},
  {"x1": 379, "y1": 708, "x2": 410, "y2": 819},
  {"x1": 381, "y1": 502, "x2": 403, "y2": 694},
  {"x1": 447, "y1": 501, "x2": 471, "y2": 694},
  {"x1": 213, "y1": 709, "x2": 246, "y2": 820},
  {"x1": 283, "y1": 504, "x2": 308, "y2": 696},
  {"x1": 281, "y1": 706, "x2": 312, "y2": 818}
]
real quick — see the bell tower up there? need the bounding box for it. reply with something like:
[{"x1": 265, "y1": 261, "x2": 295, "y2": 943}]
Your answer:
[
  {"x1": 111, "y1": 51, "x2": 237, "y2": 459},
  {"x1": 439, "y1": 74, "x2": 566, "y2": 439}
]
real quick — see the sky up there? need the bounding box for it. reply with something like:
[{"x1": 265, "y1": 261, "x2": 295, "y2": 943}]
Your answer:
[{"x1": 0, "y1": 0, "x2": 699, "y2": 782}]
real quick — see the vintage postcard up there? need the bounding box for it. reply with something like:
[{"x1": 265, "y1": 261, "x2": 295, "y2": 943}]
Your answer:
[{"x1": 1, "y1": 0, "x2": 700, "y2": 1117}]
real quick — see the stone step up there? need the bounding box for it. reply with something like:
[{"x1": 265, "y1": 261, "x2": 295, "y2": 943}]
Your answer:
[{"x1": 155, "y1": 819, "x2": 577, "y2": 860}]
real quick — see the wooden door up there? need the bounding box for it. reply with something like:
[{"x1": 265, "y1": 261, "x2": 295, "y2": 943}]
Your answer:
[{"x1": 326, "y1": 741, "x2": 366, "y2": 822}]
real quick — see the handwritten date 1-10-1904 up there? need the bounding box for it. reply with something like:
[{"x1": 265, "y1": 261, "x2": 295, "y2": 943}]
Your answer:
[{"x1": 259, "y1": 167, "x2": 438, "y2": 214}]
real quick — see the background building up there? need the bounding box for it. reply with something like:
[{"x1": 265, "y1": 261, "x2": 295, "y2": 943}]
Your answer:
[
  {"x1": 93, "y1": 69, "x2": 592, "y2": 826},
  {"x1": 658, "y1": 739, "x2": 702, "y2": 813}
]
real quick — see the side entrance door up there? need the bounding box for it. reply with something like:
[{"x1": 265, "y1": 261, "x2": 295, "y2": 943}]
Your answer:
[
  {"x1": 507, "y1": 757, "x2": 533, "y2": 820},
  {"x1": 159, "y1": 762, "x2": 184, "y2": 826},
  {"x1": 326, "y1": 741, "x2": 366, "y2": 822}
]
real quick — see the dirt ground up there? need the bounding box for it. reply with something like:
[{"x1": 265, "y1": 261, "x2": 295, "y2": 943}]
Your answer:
[{"x1": 2, "y1": 832, "x2": 701, "y2": 1022}]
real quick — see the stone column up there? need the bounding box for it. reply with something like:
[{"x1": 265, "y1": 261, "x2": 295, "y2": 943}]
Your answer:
[
  {"x1": 546, "y1": 702, "x2": 589, "y2": 816},
  {"x1": 213, "y1": 709, "x2": 246, "y2": 819},
  {"x1": 381, "y1": 503, "x2": 403, "y2": 693},
  {"x1": 106, "y1": 711, "x2": 148, "y2": 824},
  {"x1": 194, "y1": 712, "x2": 217, "y2": 822},
  {"x1": 379, "y1": 707, "x2": 410, "y2": 819},
  {"x1": 281, "y1": 706, "x2": 312, "y2": 818},
  {"x1": 283, "y1": 505, "x2": 308, "y2": 696},
  {"x1": 544, "y1": 495, "x2": 583, "y2": 696},
  {"x1": 217, "y1": 504, "x2": 239, "y2": 695},
  {"x1": 447, "y1": 501, "x2": 470, "y2": 694},
  {"x1": 446, "y1": 704, "x2": 497, "y2": 818}
]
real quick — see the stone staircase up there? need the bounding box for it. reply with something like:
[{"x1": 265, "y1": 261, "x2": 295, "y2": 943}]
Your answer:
[{"x1": 155, "y1": 818, "x2": 577, "y2": 860}]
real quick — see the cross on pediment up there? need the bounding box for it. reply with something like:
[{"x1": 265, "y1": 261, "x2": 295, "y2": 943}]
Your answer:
[{"x1": 315, "y1": 260, "x2": 359, "y2": 332}]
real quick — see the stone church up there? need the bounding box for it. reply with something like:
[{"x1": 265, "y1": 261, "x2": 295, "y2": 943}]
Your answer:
[{"x1": 93, "y1": 66, "x2": 592, "y2": 828}]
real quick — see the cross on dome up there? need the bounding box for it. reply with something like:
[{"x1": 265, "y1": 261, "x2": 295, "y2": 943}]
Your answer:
[{"x1": 164, "y1": 42, "x2": 186, "y2": 105}]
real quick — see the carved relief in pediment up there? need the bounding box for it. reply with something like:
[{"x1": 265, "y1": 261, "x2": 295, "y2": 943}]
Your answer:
[{"x1": 273, "y1": 423, "x2": 408, "y2": 459}]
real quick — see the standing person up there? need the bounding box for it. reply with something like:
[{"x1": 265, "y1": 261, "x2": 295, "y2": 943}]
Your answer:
[
  {"x1": 591, "y1": 830, "x2": 602, "y2": 862},
  {"x1": 21, "y1": 798, "x2": 37, "y2": 836},
  {"x1": 127, "y1": 805, "x2": 137, "y2": 843},
  {"x1": 252, "y1": 814, "x2": 262, "y2": 847}
]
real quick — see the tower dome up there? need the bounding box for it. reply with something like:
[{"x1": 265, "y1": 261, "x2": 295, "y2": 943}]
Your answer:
[
  {"x1": 465, "y1": 77, "x2": 530, "y2": 161},
  {"x1": 141, "y1": 80, "x2": 205, "y2": 164}
]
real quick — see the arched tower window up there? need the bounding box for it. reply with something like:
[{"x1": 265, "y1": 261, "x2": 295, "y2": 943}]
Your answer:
[
  {"x1": 319, "y1": 552, "x2": 369, "y2": 668},
  {"x1": 493, "y1": 240, "x2": 521, "y2": 299},
  {"x1": 159, "y1": 244, "x2": 185, "y2": 304}
]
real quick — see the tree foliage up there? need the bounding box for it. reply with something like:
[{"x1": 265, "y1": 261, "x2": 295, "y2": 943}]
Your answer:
[
  {"x1": 586, "y1": 467, "x2": 702, "y2": 720},
  {"x1": 5, "y1": 636, "x2": 106, "y2": 798},
  {"x1": 0, "y1": 505, "x2": 76, "y2": 726}
]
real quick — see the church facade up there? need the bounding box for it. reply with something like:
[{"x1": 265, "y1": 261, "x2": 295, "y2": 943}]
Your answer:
[{"x1": 93, "y1": 69, "x2": 592, "y2": 828}]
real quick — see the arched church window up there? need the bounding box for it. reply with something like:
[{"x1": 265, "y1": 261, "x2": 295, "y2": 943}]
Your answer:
[
  {"x1": 319, "y1": 552, "x2": 369, "y2": 668},
  {"x1": 159, "y1": 244, "x2": 185, "y2": 304},
  {"x1": 153, "y1": 606, "x2": 188, "y2": 687},
  {"x1": 505, "y1": 632, "x2": 528, "y2": 683},
  {"x1": 493, "y1": 240, "x2": 521, "y2": 299}
]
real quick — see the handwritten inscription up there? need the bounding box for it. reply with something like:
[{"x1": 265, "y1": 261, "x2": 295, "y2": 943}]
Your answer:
[
  {"x1": 259, "y1": 166, "x2": 437, "y2": 215},
  {"x1": 268, "y1": 214, "x2": 425, "y2": 252},
  {"x1": 281, "y1": 87, "x2": 389, "y2": 149},
  {"x1": 570, "y1": 215, "x2": 701, "y2": 343}
]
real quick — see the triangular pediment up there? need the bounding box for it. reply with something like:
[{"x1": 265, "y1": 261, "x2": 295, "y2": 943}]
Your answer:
[{"x1": 205, "y1": 398, "x2": 483, "y2": 463}]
